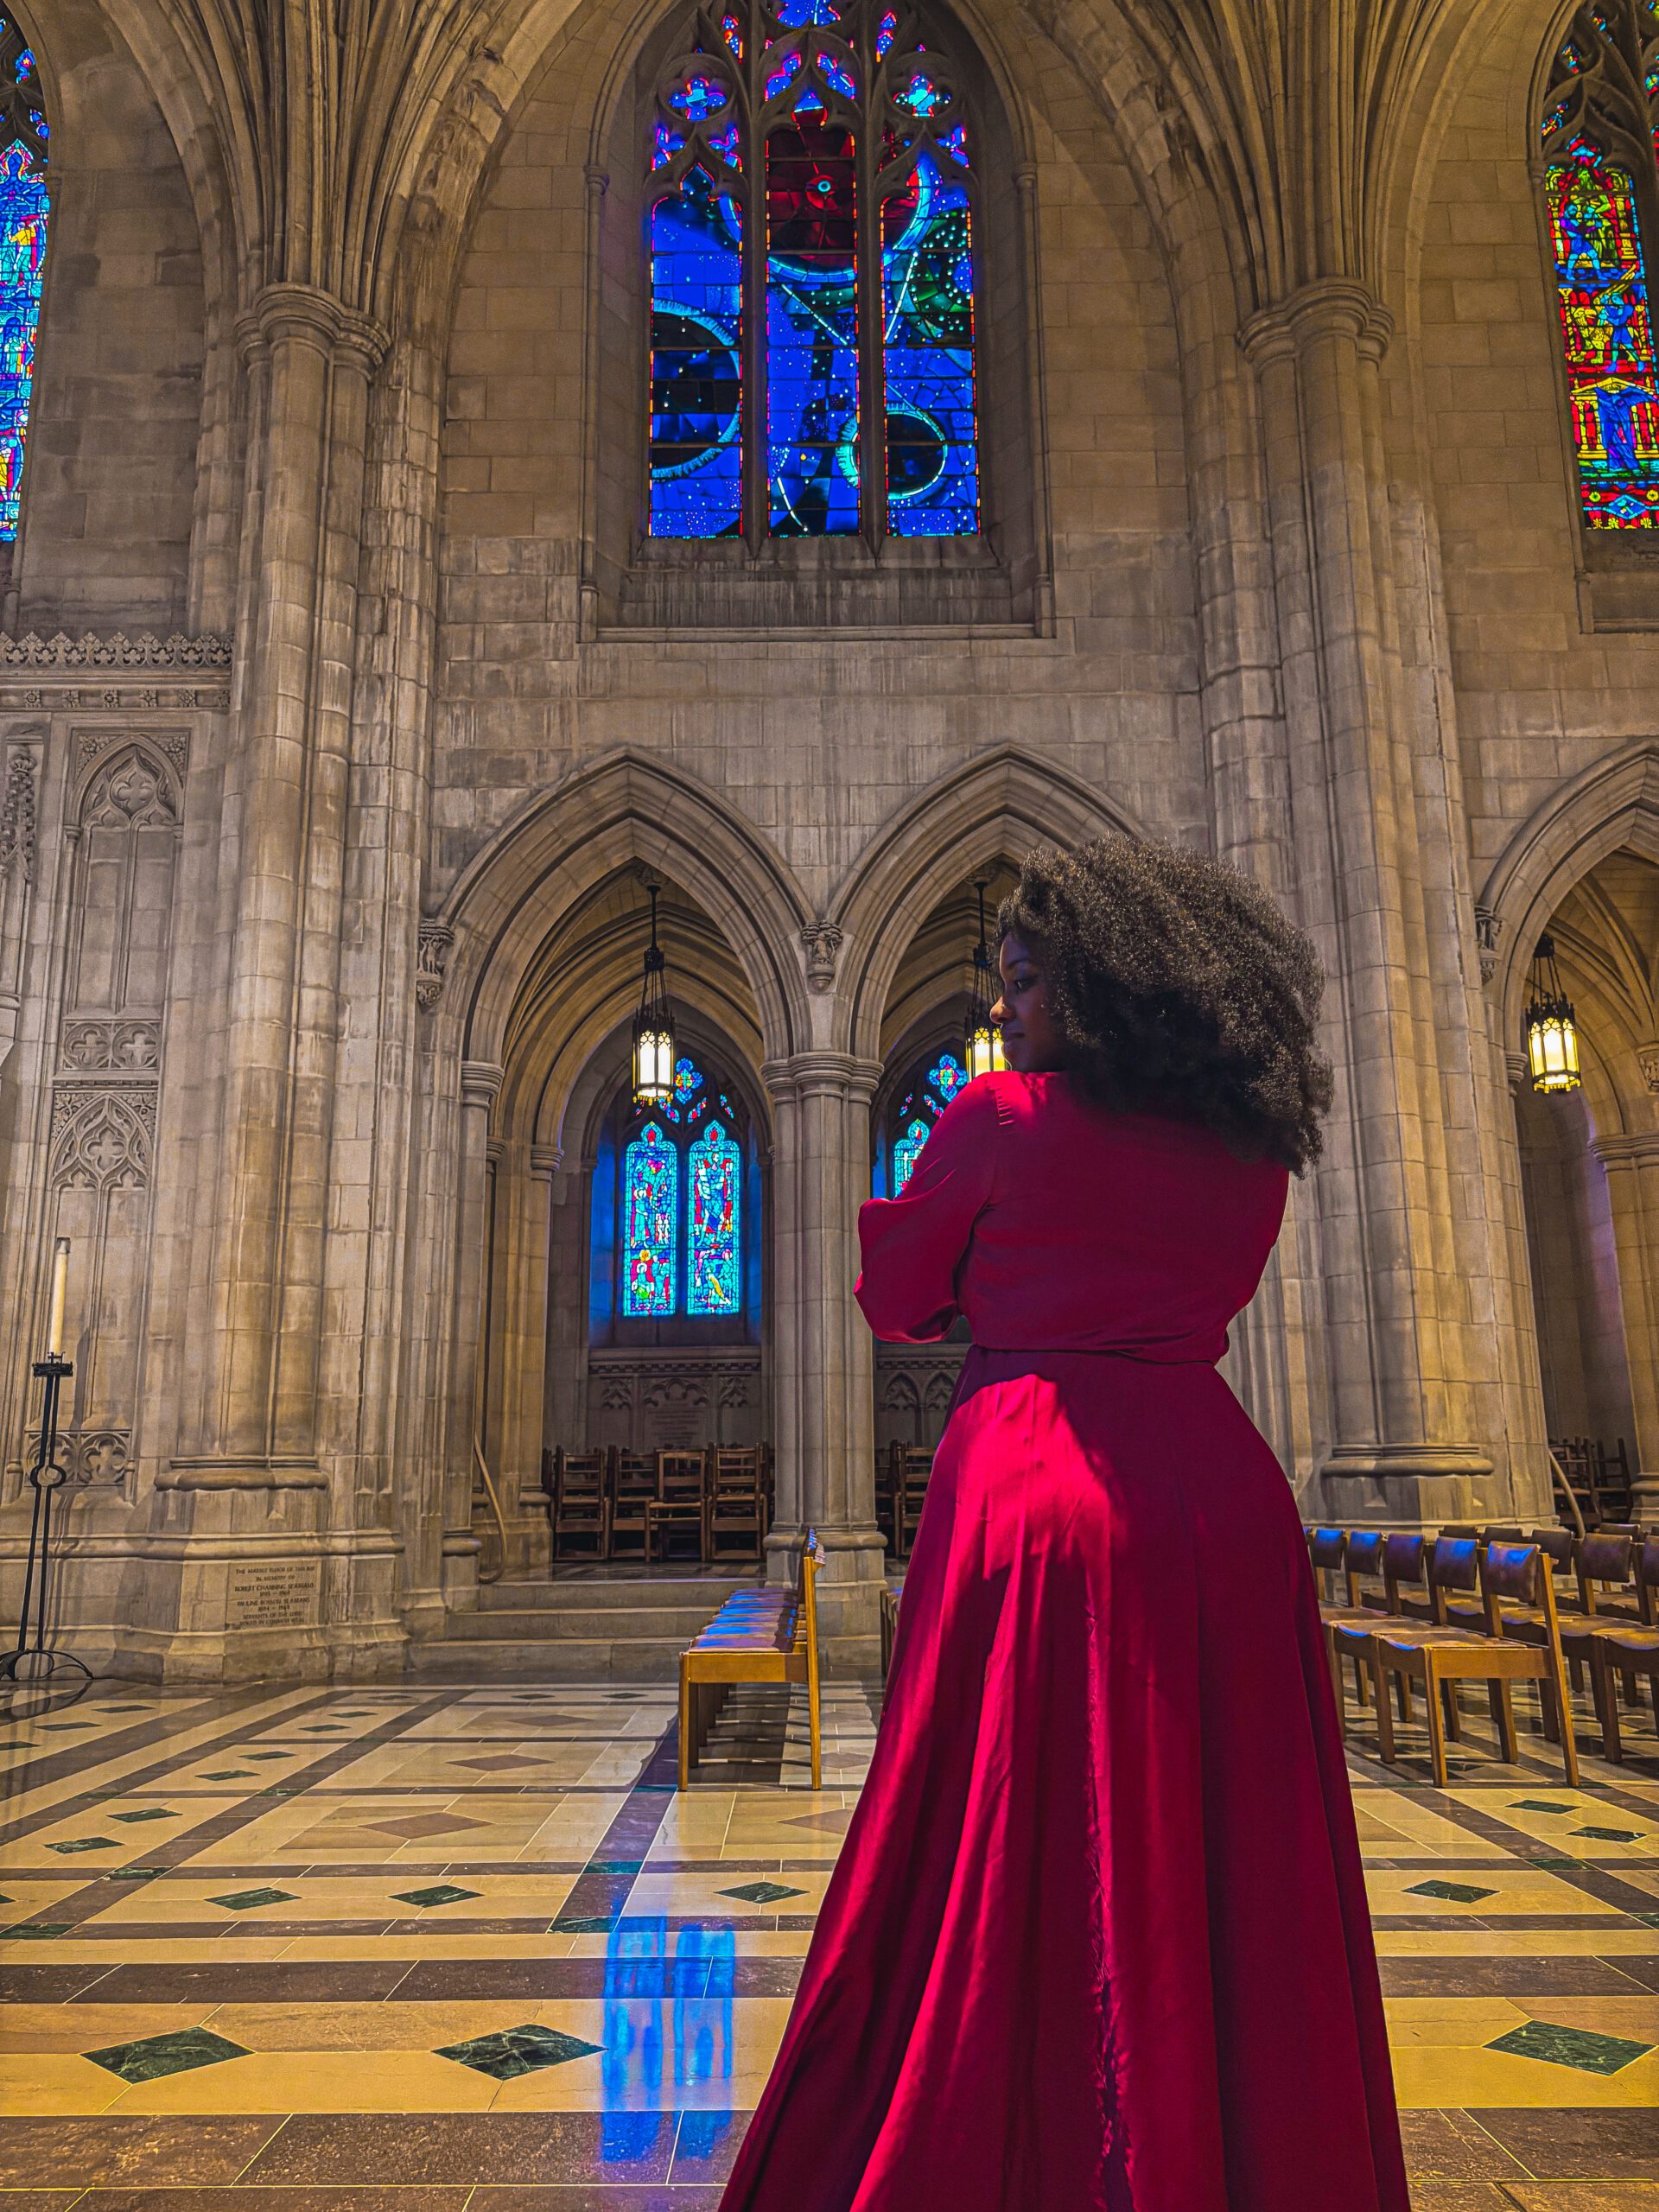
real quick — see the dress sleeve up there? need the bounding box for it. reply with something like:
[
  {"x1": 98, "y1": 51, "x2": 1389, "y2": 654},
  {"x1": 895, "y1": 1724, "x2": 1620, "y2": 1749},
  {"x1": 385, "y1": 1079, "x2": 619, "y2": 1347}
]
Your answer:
[{"x1": 855, "y1": 1077, "x2": 1000, "y2": 1344}]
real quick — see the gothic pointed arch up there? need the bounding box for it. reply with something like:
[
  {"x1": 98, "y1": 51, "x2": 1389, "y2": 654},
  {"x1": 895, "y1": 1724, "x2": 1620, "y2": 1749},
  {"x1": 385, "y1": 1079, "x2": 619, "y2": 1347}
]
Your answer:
[
  {"x1": 828, "y1": 746, "x2": 1141, "y2": 1058},
  {"x1": 437, "y1": 748, "x2": 814, "y2": 1065}
]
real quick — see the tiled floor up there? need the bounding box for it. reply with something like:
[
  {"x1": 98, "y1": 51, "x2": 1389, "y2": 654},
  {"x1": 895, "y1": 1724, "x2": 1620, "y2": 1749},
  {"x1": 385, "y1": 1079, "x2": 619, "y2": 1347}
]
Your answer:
[{"x1": 2, "y1": 1670, "x2": 1656, "y2": 2207}]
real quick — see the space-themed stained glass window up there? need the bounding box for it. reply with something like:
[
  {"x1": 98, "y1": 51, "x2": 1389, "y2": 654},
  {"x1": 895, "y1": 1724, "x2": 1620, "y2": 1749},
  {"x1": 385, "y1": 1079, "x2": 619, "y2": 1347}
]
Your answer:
[
  {"x1": 648, "y1": 0, "x2": 978, "y2": 542},
  {"x1": 687, "y1": 1120, "x2": 742, "y2": 1314},
  {"x1": 1538, "y1": 5, "x2": 1659, "y2": 526},
  {"x1": 0, "y1": 17, "x2": 48, "y2": 543},
  {"x1": 623, "y1": 1122, "x2": 678, "y2": 1315}
]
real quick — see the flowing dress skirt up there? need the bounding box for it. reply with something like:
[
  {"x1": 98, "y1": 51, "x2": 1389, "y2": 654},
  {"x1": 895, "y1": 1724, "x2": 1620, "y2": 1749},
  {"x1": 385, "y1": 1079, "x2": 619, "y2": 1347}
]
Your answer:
[{"x1": 720, "y1": 1349, "x2": 1409, "y2": 2212}]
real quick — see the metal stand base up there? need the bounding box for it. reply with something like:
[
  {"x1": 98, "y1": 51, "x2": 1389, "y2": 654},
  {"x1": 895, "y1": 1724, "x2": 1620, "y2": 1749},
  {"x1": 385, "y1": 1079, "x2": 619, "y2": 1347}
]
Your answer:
[{"x1": 2, "y1": 1355, "x2": 92, "y2": 1712}]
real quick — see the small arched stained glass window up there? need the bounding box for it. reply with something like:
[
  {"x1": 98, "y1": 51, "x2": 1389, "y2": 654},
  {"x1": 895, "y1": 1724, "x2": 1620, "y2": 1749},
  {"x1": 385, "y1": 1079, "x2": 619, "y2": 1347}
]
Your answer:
[
  {"x1": 0, "y1": 17, "x2": 48, "y2": 543},
  {"x1": 927, "y1": 1051, "x2": 967, "y2": 1107},
  {"x1": 623, "y1": 1122, "x2": 678, "y2": 1315},
  {"x1": 687, "y1": 1118, "x2": 742, "y2": 1315},
  {"x1": 648, "y1": 0, "x2": 978, "y2": 543},
  {"x1": 893, "y1": 1116, "x2": 929, "y2": 1195}
]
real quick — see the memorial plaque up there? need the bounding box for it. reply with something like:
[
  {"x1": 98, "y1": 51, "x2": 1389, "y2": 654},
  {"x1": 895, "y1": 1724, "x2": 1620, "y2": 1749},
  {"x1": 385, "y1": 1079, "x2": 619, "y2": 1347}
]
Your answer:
[{"x1": 226, "y1": 1560, "x2": 319, "y2": 1630}]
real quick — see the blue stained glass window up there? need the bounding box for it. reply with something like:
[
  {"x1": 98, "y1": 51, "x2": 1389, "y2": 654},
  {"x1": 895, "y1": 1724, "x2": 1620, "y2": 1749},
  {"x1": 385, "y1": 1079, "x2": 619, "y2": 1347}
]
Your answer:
[
  {"x1": 687, "y1": 1120, "x2": 742, "y2": 1315},
  {"x1": 884, "y1": 150, "x2": 977, "y2": 535},
  {"x1": 1547, "y1": 141, "x2": 1659, "y2": 526},
  {"x1": 0, "y1": 58, "x2": 48, "y2": 544},
  {"x1": 893, "y1": 1117, "x2": 929, "y2": 1194},
  {"x1": 650, "y1": 171, "x2": 743, "y2": 538},
  {"x1": 767, "y1": 115, "x2": 860, "y2": 533},
  {"x1": 663, "y1": 1055, "x2": 706, "y2": 1122},
  {"x1": 623, "y1": 1123, "x2": 678, "y2": 1315},
  {"x1": 927, "y1": 1051, "x2": 968, "y2": 1106},
  {"x1": 646, "y1": 1, "x2": 978, "y2": 545}
]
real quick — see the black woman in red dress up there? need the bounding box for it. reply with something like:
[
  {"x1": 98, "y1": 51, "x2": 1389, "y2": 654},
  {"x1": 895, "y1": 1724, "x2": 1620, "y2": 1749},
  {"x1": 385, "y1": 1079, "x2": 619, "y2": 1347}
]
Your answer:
[{"x1": 721, "y1": 837, "x2": 1408, "y2": 2212}]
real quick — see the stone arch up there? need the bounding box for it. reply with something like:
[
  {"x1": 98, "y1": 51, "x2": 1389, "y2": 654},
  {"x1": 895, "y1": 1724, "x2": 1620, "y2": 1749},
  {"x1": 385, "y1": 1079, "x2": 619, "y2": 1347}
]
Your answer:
[
  {"x1": 435, "y1": 748, "x2": 814, "y2": 1067},
  {"x1": 1480, "y1": 739, "x2": 1659, "y2": 1052},
  {"x1": 829, "y1": 747, "x2": 1141, "y2": 1059}
]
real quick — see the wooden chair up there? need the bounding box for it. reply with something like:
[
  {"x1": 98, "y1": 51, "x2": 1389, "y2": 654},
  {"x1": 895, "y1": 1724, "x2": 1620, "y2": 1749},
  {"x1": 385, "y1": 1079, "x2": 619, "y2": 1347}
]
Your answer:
[
  {"x1": 889, "y1": 1444, "x2": 933, "y2": 1556},
  {"x1": 1586, "y1": 1537, "x2": 1659, "y2": 1760},
  {"x1": 1312, "y1": 1529, "x2": 1387, "y2": 1712},
  {"x1": 608, "y1": 1451, "x2": 657, "y2": 1563},
  {"x1": 678, "y1": 1531, "x2": 823, "y2": 1789},
  {"x1": 1370, "y1": 1541, "x2": 1580, "y2": 1788},
  {"x1": 550, "y1": 1447, "x2": 610, "y2": 1561},
  {"x1": 647, "y1": 1449, "x2": 709, "y2": 1564},
  {"x1": 708, "y1": 1446, "x2": 767, "y2": 1563},
  {"x1": 1327, "y1": 1535, "x2": 1433, "y2": 1730}
]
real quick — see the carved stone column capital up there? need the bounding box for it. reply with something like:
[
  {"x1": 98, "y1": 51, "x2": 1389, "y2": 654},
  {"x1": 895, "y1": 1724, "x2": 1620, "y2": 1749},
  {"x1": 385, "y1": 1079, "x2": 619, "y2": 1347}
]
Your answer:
[
  {"x1": 761, "y1": 1050, "x2": 884, "y2": 1107},
  {"x1": 1592, "y1": 1130, "x2": 1659, "y2": 1171},
  {"x1": 244, "y1": 283, "x2": 389, "y2": 375},
  {"x1": 460, "y1": 1058, "x2": 505, "y2": 1111},
  {"x1": 530, "y1": 1142, "x2": 563, "y2": 1178},
  {"x1": 1238, "y1": 278, "x2": 1394, "y2": 371}
]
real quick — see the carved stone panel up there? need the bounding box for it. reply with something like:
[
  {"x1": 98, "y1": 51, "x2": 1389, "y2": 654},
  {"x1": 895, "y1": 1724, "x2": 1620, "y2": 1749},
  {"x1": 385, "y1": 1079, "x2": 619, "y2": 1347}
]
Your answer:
[{"x1": 586, "y1": 1349, "x2": 765, "y2": 1452}]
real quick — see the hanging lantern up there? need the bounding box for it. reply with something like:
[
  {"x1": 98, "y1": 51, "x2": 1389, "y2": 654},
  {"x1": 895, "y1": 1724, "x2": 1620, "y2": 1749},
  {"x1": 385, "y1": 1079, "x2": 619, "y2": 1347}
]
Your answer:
[
  {"x1": 1525, "y1": 932, "x2": 1582, "y2": 1095},
  {"x1": 965, "y1": 880, "x2": 1007, "y2": 1082},
  {"x1": 632, "y1": 884, "x2": 677, "y2": 1107}
]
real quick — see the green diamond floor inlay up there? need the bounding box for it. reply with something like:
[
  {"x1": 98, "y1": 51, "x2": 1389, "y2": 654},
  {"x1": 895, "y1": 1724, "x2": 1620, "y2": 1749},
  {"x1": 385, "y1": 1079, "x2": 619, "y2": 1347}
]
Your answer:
[
  {"x1": 435, "y1": 2024, "x2": 602, "y2": 2080},
  {"x1": 1485, "y1": 2019, "x2": 1653, "y2": 2075},
  {"x1": 105, "y1": 1868, "x2": 164, "y2": 1882},
  {"x1": 200, "y1": 1769, "x2": 255, "y2": 1781},
  {"x1": 1573, "y1": 1826, "x2": 1642, "y2": 1841},
  {"x1": 110, "y1": 1808, "x2": 175, "y2": 1824},
  {"x1": 208, "y1": 1887, "x2": 296, "y2": 1911},
  {"x1": 719, "y1": 1880, "x2": 807, "y2": 1904},
  {"x1": 242, "y1": 1751, "x2": 291, "y2": 1762},
  {"x1": 2, "y1": 1925, "x2": 69, "y2": 1938},
  {"x1": 84, "y1": 2027, "x2": 252, "y2": 2084},
  {"x1": 1510, "y1": 1800, "x2": 1574, "y2": 1813},
  {"x1": 46, "y1": 1837, "x2": 117, "y2": 1854},
  {"x1": 393, "y1": 1885, "x2": 480, "y2": 1909},
  {"x1": 1403, "y1": 1879, "x2": 1496, "y2": 1904},
  {"x1": 551, "y1": 1915, "x2": 617, "y2": 1934}
]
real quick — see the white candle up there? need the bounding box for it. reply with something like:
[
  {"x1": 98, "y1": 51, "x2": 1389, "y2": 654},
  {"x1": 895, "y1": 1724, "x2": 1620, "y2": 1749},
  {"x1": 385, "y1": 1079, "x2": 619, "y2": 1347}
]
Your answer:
[{"x1": 45, "y1": 1237, "x2": 68, "y2": 1357}]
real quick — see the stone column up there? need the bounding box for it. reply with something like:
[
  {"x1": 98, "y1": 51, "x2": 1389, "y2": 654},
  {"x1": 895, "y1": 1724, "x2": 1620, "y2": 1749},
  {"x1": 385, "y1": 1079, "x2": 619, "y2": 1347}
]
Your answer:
[
  {"x1": 1242, "y1": 280, "x2": 1522, "y2": 1525},
  {"x1": 763, "y1": 1051, "x2": 887, "y2": 1666},
  {"x1": 486, "y1": 1141, "x2": 558, "y2": 1574},
  {"x1": 175, "y1": 282, "x2": 385, "y2": 1484},
  {"x1": 1591, "y1": 1131, "x2": 1659, "y2": 1528},
  {"x1": 443, "y1": 1060, "x2": 502, "y2": 1605}
]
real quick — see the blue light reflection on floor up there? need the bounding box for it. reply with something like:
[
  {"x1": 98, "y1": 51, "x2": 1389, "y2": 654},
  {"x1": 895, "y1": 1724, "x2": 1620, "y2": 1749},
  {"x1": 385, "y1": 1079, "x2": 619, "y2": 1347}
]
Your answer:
[{"x1": 600, "y1": 1916, "x2": 736, "y2": 2164}]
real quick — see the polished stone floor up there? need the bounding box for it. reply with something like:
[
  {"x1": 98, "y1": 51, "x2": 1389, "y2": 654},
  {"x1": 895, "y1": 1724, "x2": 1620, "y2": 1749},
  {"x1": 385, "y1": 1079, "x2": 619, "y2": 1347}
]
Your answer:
[{"x1": 1, "y1": 1668, "x2": 1656, "y2": 2207}]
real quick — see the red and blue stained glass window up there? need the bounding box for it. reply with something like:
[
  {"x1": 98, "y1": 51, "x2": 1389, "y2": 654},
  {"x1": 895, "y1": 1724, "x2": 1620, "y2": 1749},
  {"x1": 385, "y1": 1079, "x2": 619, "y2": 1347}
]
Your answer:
[
  {"x1": 887, "y1": 1050, "x2": 968, "y2": 1193},
  {"x1": 688, "y1": 1121, "x2": 742, "y2": 1314},
  {"x1": 620, "y1": 1067, "x2": 746, "y2": 1319},
  {"x1": 892, "y1": 1117, "x2": 930, "y2": 1196},
  {"x1": 0, "y1": 19, "x2": 48, "y2": 543},
  {"x1": 1547, "y1": 141, "x2": 1659, "y2": 527},
  {"x1": 648, "y1": 0, "x2": 978, "y2": 542},
  {"x1": 623, "y1": 1122, "x2": 678, "y2": 1315}
]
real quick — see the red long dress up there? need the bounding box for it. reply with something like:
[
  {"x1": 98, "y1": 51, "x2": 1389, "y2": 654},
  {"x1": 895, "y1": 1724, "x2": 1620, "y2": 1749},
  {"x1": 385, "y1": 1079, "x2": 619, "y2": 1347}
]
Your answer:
[{"x1": 721, "y1": 1071, "x2": 1408, "y2": 2212}]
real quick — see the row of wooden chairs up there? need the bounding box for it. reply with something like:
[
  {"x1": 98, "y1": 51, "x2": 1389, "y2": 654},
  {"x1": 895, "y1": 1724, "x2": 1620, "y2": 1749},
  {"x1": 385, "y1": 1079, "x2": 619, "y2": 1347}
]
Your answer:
[
  {"x1": 547, "y1": 1445, "x2": 772, "y2": 1565},
  {"x1": 679, "y1": 1531, "x2": 824, "y2": 1790},
  {"x1": 1307, "y1": 1524, "x2": 1659, "y2": 1783},
  {"x1": 877, "y1": 1443, "x2": 933, "y2": 1557},
  {"x1": 1551, "y1": 1435, "x2": 1633, "y2": 1526}
]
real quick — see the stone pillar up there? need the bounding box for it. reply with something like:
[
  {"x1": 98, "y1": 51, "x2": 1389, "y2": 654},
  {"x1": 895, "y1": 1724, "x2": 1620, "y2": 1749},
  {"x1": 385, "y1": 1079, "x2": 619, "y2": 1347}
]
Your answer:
[
  {"x1": 1242, "y1": 280, "x2": 1519, "y2": 1526},
  {"x1": 763, "y1": 1051, "x2": 887, "y2": 1667},
  {"x1": 486, "y1": 1140, "x2": 558, "y2": 1574},
  {"x1": 175, "y1": 282, "x2": 386, "y2": 1484},
  {"x1": 443, "y1": 1060, "x2": 502, "y2": 1605},
  {"x1": 1591, "y1": 1131, "x2": 1659, "y2": 1529}
]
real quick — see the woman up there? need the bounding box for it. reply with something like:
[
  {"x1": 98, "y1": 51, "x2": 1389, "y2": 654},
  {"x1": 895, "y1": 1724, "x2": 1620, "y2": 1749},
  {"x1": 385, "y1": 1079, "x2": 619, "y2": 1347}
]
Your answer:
[{"x1": 721, "y1": 839, "x2": 1408, "y2": 2212}]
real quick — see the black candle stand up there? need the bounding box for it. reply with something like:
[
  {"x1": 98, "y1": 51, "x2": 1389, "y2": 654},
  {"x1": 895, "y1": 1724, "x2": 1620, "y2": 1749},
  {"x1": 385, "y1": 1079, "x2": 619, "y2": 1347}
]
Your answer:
[{"x1": 2, "y1": 1352, "x2": 91, "y2": 1702}]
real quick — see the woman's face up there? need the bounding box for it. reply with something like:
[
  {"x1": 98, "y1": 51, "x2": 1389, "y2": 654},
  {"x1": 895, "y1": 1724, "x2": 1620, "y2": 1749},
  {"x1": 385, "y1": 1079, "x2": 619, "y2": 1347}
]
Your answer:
[{"x1": 994, "y1": 933, "x2": 1067, "y2": 1074}]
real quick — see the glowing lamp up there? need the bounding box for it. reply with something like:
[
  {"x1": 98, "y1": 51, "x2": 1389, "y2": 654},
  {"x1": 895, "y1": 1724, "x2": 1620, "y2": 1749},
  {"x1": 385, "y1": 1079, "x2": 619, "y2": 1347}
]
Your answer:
[
  {"x1": 632, "y1": 885, "x2": 677, "y2": 1108},
  {"x1": 1525, "y1": 933, "x2": 1581, "y2": 1096},
  {"x1": 964, "y1": 879, "x2": 1007, "y2": 1080}
]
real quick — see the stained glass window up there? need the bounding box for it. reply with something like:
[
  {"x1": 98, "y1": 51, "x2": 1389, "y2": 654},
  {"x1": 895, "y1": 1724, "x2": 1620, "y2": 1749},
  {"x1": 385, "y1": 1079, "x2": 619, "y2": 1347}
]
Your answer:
[
  {"x1": 0, "y1": 18, "x2": 47, "y2": 543},
  {"x1": 687, "y1": 1120, "x2": 742, "y2": 1314},
  {"x1": 1548, "y1": 143, "x2": 1659, "y2": 525},
  {"x1": 927, "y1": 1052, "x2": 967, "y2": 1107},
  {"x1": 647, "y1": 0, "x2": 979, "y2": 542},
  {"x1": 623, "y1": 1122, "x2": 678, "y2": 1315},
  {"x1": 893, "y1": 1117, "x2": 929, "y2": 1194}
]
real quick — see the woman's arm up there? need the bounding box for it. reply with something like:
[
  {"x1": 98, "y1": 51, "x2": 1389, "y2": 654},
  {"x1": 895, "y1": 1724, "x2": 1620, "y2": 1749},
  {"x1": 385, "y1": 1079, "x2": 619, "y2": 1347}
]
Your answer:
[{"x1": 855, "y1": 1077, "x2": 1000, "y2": 1343}]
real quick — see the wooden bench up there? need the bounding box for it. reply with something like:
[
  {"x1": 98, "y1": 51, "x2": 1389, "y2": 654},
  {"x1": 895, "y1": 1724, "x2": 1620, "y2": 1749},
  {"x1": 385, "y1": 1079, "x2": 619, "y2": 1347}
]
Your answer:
[{"x1": 678, "y1": 1531, "x2": 823, "y2": 1790}]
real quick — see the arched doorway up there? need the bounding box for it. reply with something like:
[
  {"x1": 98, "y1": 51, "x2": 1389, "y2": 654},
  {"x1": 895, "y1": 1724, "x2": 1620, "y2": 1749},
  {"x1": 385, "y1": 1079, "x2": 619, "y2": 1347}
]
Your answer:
[{"x1": 1511, "y1": 849, "x2": 1659, "y2": 1522}]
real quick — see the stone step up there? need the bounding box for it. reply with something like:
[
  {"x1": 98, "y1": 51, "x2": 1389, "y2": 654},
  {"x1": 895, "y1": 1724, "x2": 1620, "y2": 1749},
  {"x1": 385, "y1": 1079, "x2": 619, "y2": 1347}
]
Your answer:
[
  {"x1": 478, "y1": 1573, "x2": 759, "y2": 1614},
  {"x1": 408, "y1": 1634, "x2": 690, "y2": 1682},
  {"x1": 442, "y1": 1602, "x2": 734, "y2": 1642}
]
